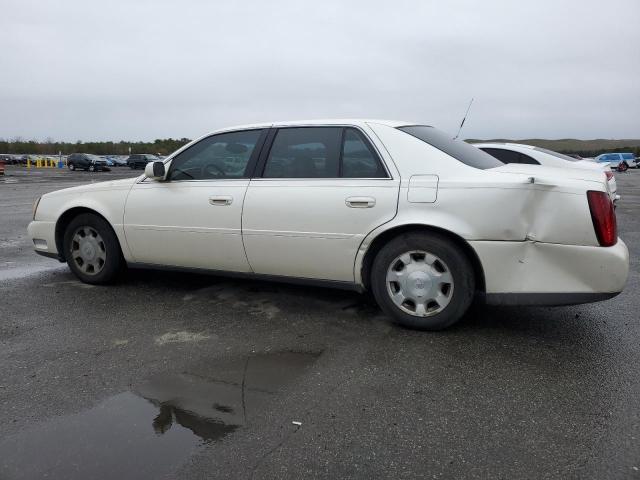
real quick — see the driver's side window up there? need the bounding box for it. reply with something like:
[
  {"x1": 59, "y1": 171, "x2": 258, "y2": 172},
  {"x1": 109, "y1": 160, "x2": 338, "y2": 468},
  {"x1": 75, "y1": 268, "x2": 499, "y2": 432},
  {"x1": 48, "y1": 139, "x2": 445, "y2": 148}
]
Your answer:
[{"x1": 168, "y1": 129, "x2": 264, "y2": 181}]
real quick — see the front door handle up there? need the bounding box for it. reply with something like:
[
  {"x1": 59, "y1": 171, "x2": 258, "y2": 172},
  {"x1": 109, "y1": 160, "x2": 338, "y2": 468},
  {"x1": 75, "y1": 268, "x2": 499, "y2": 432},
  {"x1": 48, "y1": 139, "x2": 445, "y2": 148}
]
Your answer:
[
  {"x1": 209, "y1": 195, "x2": 233, "y2": 206},
  {"x1": 345, "y1": 196, "x2": 376, "y2": 208}
]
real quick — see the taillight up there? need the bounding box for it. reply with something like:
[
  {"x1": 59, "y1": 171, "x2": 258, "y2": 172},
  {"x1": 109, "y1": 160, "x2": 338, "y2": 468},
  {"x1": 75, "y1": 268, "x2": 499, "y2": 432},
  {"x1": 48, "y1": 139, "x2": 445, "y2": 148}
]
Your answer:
[
  {"x1": 605, "y1": 171, "x2": 614, "y2": 181},
  {"x1": 587, "y1": 191, "x2": 617, "y2": 247}
]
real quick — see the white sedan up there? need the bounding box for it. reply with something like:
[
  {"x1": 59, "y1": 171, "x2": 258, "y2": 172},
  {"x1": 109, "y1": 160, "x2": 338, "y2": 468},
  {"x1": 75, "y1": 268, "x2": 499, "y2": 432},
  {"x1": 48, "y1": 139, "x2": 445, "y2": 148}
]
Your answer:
[
  {"x1": 28, "y1": 120, "x2": 629, "y2": 330},
  {"x1": 473, "y1": 142, "x2": 619, "y2": 203}
]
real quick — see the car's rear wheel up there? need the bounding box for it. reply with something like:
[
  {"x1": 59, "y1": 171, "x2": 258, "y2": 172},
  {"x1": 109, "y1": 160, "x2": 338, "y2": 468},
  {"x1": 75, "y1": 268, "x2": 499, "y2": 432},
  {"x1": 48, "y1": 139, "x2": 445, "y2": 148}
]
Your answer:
[
  {"x1": 63, "y1": 213, "x2": 123, "y2": 284},
  {"x1": 371, "y1": 232, "x2": 475, "y2": 330}
]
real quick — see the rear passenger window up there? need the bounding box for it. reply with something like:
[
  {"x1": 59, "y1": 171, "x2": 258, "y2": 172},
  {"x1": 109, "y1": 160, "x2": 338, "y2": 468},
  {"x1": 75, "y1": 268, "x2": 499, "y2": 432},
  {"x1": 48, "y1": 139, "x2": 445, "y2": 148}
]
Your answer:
[
  {"x1": 264, "y1": 128, "x2": 341, "y2": 178},
  {"x1": 341, "y1": 128, "x2": 386, "y2": 178}
]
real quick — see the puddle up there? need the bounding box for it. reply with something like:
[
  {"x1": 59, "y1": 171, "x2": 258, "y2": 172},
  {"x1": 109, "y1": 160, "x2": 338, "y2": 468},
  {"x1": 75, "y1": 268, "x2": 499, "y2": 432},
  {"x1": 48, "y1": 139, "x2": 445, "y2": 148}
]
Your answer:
[{"x1": 0, "y1": 351, "x2": 320, "y2": 479}]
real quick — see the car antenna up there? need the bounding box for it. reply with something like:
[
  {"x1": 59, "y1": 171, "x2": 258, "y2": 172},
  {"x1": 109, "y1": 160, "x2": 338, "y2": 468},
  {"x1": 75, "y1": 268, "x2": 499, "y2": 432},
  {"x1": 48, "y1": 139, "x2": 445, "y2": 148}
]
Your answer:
[{"x1": 453, "y1": 97, "x2": 474, "y2": 140}]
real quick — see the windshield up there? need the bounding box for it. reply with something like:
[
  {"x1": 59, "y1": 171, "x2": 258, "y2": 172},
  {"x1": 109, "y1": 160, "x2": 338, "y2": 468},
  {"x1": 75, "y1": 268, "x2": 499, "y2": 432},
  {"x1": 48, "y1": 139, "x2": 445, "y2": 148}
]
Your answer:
[
  {"x1": 397, "y1": 126, "x2": 503, "y2": 170},
  {"x1": 533, "y1": 146, "x2": 580, "y2": 162}
]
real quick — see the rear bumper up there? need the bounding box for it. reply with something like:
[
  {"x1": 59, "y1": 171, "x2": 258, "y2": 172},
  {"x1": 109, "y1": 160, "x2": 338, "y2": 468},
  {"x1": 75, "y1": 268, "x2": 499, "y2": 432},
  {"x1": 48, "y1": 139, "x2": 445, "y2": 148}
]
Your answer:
[
  {"x1": 471, "y1": 239, "x2": 629, "y2": 305},
  {"x1": 485, "y1": 291, "x2": 620, "y2": 306}
]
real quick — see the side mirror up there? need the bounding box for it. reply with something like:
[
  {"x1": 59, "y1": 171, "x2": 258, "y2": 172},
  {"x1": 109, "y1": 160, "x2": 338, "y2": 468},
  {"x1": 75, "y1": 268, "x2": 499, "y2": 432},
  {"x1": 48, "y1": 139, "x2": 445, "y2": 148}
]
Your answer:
[{"x1": 145, "y1": 161, "x2": 166, "y2": 180}]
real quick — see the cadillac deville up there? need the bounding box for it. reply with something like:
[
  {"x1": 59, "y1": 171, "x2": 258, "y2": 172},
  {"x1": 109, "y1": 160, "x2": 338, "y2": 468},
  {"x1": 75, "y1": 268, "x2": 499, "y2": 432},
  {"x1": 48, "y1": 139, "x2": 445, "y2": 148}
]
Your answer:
[{"x1": 28, "y1": 120, "x2": 629, "y2": 330}]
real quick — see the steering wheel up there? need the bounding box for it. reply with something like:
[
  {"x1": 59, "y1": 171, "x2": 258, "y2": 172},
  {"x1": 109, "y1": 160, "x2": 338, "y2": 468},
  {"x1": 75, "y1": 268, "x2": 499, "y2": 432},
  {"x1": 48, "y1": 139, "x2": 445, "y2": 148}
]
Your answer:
[{"x1": 201, "y1": 163, "x2": 226, "y2": 178}]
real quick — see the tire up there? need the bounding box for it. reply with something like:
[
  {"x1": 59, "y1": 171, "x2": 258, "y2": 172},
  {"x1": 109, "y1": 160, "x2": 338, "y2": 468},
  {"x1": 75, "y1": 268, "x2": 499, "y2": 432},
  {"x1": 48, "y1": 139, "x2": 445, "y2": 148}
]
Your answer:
[
  {"x1": 63, "y1": 213, "x2": 123, "y2": 284},
  {"x1": 129, "y1": 164, "x2": 135, "y2": 169},
  {"x1": 370, "y1": 232, "x2": 475, "y2": 331},
  {"x1": 89, "y1": 165, "x2": 95, "y2": 172},
  {"x1": 68, "y1": 163, "x2": 75, "y2": 171},
  {"x1": 618, "y1": 162, "x2": 628, "y2": 172}
]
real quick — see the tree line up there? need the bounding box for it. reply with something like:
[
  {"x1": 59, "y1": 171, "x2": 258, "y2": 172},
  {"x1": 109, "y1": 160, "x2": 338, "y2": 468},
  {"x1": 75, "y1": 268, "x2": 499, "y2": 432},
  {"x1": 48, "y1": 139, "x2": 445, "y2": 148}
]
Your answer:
[{"x1": 0, "y1": 138, "x2": 192, "y2": 156}]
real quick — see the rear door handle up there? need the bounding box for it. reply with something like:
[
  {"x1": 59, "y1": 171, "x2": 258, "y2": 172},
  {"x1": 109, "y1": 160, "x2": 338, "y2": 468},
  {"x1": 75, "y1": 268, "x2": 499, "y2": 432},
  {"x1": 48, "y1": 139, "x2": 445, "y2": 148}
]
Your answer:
[
  {"x1": 209, "y1": 195, "x2": 233, "y2": 206},
  {"x1": 345, "y1": 196, "x2": 376, "y2": 208}
]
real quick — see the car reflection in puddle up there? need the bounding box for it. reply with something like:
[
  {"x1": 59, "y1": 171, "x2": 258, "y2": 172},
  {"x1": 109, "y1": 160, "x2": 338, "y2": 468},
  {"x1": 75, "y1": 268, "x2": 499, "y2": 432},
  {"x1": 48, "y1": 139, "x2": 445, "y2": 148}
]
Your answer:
[{"x1": 0, "y1": 351, "x2": 320, "y2": 480}]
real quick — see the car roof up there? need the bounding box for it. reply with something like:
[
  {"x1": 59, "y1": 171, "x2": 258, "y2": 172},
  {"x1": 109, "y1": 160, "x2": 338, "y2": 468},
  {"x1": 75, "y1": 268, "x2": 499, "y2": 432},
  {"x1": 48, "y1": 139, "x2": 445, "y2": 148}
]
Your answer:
[
  {"x1": 472, "y1": 142, "x2": 537, "y2": 150},
  {"x1": 203, "y1": 119, "x2": 413, "y2": 136}
]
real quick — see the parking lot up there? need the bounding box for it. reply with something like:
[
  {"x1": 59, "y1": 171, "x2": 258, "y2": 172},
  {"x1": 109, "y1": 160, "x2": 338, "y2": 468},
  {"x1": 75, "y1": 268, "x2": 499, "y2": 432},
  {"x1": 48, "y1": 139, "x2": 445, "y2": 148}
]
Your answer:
[{"x1": 1, "y1": 165, "x2": 639, "y2": 479}]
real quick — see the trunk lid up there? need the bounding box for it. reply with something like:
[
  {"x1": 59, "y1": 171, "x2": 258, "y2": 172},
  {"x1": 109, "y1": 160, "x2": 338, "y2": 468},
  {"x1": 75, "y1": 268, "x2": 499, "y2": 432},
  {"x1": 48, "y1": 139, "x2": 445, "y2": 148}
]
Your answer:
[{"x1": 490, "y1": 163, "x2": 607, "y2": 186}]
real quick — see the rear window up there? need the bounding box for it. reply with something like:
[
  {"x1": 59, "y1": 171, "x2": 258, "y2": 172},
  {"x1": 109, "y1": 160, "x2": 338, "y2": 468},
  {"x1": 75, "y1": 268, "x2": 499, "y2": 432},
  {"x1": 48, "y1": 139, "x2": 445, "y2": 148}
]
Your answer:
[{"x1": 397, "y1": 126, "x2": 503, "y2": 170}]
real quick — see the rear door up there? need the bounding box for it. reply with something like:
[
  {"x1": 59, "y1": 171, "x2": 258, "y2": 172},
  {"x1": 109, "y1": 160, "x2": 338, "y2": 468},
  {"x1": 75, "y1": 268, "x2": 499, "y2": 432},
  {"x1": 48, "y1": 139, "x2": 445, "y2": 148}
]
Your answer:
[{"x1": 242, "y1": 126, "x2": 400, "y2": 282}]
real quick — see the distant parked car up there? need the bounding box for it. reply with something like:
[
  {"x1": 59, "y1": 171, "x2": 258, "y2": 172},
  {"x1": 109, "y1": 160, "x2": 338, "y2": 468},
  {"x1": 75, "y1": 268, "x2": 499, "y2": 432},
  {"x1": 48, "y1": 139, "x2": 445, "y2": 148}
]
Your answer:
[
  {"x1": 108, "y1": 156, "x2": 128, "y2": 167},
  {"x1": 0, "y1": 154, "x2": 14, "y2": 164},
  {"x1": 67, "y1": 153, "x2": 109, "y2": 172},
  {"x1": 621, "y1": 153, "x2": 638, "y2": 169},
  {"x1": 100, "y1": 156, "x2": 114, "y2": 167},
  {"x1": 127, "y1": 154, "x2": 159, "y2": 169},
  {"x1": 473, "y1": 143, "x2": 618, "y2": 203},
  {"x1": 593, "y1": 153, "x2": 637, "y2": 172}
]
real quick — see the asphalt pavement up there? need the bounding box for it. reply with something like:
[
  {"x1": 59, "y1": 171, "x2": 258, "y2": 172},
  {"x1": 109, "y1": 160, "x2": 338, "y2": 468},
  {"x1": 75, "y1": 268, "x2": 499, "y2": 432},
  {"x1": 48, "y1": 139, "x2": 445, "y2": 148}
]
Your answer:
[{"x1": 1, "y1": 165, "x2": 639, "y2": 479}]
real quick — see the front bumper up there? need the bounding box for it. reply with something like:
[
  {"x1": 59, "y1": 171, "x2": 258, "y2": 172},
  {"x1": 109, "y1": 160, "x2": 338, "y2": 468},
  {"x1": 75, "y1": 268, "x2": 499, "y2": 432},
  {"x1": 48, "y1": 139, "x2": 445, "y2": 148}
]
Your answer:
[
  {"x1": 27, "y1": 220, "x2": 59, "y2": 258},
  {"x1": 470, "y1": 238, "x2": 629, "y2": 305}
]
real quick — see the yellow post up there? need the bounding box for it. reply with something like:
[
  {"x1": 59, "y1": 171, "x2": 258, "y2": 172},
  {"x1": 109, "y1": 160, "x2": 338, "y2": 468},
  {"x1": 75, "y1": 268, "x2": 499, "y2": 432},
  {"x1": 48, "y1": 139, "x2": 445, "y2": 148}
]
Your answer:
[{"x1": 27, "y1": 158, "x2": 31, "y2": 169}]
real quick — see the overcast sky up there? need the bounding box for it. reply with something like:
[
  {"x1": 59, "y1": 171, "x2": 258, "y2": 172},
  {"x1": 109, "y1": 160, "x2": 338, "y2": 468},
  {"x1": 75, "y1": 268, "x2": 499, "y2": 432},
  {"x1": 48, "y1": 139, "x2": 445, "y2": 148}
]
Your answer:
[{"x1": 1, "y1": 0, "x2": 638, "y2": 141}]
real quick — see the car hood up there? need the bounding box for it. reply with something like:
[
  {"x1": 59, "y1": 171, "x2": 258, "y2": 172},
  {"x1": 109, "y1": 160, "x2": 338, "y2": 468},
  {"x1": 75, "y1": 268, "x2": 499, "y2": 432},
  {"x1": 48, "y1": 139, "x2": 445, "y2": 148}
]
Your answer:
[
  {"x1": 490, "y1": 163, "x2": 606, "y2": 185},
  {"x1": 43, "y1": 176, "x2": 140, "y2": 198}
]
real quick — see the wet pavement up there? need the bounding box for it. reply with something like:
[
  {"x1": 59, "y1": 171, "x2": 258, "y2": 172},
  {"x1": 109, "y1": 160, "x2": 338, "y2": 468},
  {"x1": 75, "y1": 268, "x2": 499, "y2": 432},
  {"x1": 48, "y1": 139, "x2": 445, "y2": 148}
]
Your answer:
[
  {"x1": 0, "y1": 351, "x2": 319, "y2": 479},
  {"x1": 1, "y1": 165, "x2": 639, "y2": 479}
]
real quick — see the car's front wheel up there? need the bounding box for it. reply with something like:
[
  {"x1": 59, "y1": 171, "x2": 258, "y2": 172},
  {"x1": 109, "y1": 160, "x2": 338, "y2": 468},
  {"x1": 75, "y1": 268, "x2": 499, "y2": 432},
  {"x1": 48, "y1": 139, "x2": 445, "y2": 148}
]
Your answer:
[
  {"x1": 68, "y1": 163, "x2": 75, "y2": 171},
  {"x1": 63, "y1": 213, "x2": 123, "y2": 284},
  {"x1": 618, "y1": 162, "x2": 628, "y2": 172},
  {"x1": 371, "y1": 232, "x2": 475, "y2": 330}
]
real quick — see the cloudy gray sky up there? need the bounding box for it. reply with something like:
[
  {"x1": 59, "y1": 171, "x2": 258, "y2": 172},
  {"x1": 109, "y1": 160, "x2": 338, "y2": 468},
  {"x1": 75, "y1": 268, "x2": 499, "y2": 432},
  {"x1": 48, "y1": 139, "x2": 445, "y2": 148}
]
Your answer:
[{"x1": 1, "y1": 0, "x2": 638, "y2": 141}]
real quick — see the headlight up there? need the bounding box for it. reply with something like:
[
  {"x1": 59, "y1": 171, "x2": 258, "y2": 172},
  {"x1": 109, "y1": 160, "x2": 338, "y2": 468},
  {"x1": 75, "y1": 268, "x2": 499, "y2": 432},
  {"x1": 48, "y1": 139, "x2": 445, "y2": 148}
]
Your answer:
[{"x1": 32, "y1": 196, "x2": 41, "y2": 220}]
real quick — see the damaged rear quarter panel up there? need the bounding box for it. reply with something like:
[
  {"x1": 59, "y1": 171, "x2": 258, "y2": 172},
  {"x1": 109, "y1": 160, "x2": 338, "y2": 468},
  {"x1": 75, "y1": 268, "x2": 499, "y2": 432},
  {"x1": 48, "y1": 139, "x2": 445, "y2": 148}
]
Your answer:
[{"x1": 395, "y1": 173, "x2": 600, "y2": 246}]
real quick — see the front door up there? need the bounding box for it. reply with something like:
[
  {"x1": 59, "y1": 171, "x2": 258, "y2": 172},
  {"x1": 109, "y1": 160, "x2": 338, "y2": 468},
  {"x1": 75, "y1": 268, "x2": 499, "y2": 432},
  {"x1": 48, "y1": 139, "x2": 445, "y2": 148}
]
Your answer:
[
  {"x1": 242, "y1": 126, "x2": 400, "y2": 282},
  {"x1": 123, "y1": 129, "x2": 266, "y2": 272}
]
